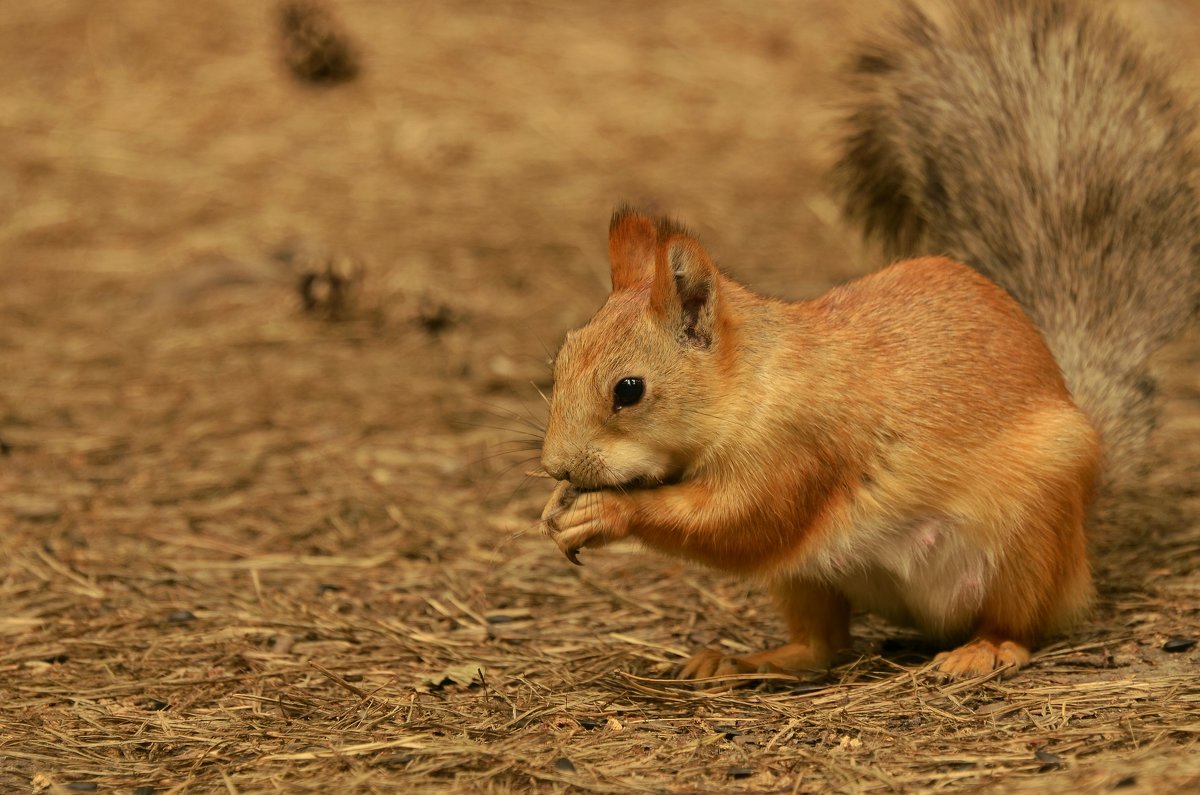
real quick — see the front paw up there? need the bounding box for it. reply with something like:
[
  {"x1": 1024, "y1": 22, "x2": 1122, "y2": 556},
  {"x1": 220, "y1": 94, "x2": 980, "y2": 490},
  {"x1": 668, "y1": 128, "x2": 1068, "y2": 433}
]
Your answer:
[{"x1": 539, "y1": 484, "x2": 630, "y2": 565}]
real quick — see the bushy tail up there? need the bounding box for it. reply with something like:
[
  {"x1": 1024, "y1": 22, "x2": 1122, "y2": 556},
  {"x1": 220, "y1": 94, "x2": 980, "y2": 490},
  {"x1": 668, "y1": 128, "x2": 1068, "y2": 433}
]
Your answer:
[{"x1": 835, "y1": 0, "x2": 1200, "y2": 506}]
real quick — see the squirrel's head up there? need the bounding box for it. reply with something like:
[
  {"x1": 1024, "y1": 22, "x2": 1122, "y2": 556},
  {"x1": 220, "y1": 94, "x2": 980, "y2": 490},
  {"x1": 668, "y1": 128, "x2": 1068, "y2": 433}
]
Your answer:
[{"x1": 541, "y1": 208, "x2": 732, "y2": 490}]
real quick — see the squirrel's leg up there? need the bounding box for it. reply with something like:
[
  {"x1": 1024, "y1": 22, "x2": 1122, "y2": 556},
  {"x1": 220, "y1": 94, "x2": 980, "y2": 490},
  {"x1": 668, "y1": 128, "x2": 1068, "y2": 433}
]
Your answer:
[
  {"x1": 678, "y1": 577, "x2": 850, "y2": 684},
  {"x1": 933, "y1": 445, "x2": 1094, "y2": 679}
]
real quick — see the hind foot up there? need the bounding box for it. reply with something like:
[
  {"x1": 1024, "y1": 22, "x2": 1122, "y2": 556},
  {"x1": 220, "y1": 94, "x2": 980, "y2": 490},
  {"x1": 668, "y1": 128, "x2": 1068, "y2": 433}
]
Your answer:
[{"x1": 934, "y1": 638, "x2": 1030, "y2": 679}]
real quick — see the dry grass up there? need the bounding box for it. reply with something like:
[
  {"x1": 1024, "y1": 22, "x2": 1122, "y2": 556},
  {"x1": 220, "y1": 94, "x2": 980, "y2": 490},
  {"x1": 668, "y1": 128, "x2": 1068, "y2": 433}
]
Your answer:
[{"x1": 1, "y1": 1, "x2": 1198, "y2": 792}]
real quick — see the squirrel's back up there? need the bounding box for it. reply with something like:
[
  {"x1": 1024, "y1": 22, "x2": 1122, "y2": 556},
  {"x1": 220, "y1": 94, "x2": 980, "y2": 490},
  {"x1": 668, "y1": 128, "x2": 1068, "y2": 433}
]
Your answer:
[{"x1": 836, "y1": 0, "x2": 1200, "y2": 501}]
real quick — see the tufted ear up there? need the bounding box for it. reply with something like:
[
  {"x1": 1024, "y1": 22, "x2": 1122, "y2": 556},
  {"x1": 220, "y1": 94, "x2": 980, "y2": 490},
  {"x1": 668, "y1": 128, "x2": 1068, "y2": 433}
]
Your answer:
[
  {"x1": 608, "y1": 207, "x2": 658, "y2": 292},
  {"x1": 651, "y1": 232, "x2": 720, "y2": 348}
]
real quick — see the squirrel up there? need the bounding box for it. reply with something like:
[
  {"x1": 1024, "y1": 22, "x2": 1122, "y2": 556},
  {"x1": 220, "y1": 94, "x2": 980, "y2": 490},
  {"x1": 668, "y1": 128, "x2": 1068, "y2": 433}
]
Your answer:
[{"x1": 538, "y1": 0, "x2": 1199, "y2": 681}]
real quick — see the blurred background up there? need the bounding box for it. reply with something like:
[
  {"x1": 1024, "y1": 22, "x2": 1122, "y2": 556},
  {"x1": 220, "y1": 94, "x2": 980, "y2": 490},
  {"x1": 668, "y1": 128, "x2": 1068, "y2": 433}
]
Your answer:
[
  {"x1": 1, "y1": 0, "x2": 898, "y2": 557},
  {"x1": 5, "y1": 0, "x2": 1198, "y2": 542}
]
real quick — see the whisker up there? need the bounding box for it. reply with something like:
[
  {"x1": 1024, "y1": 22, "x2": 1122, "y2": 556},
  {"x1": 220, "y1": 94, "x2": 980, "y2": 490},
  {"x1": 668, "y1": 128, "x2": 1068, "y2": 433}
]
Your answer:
[
  {"x1": 490, "y1": 455, "x2": 542, "y2": 477},
  {"x1": 503, "y1": 472, "x2": 543, "y2": 511},
  {"x1": 532, "y1": 334, "x2": 555, "y2": 364},
  {"x1": 513, "y1": 390, "x2": 549, "y2": 431},
  {"x1": 463, "y1": 397, "x2": 547, "y2": 434},
  {"x1": 453, "y1": 419, "x2": 544, "y2": 440},
  {"x1": 483, "y1": 438, "x2": 544, "y2": 451},
  {"x1": 475, "y1": 455, "x2": 544, "y2": 503},
  {"x1": 601, "y1": 460, "x2": 631, "y2": 495},
  {"x1": 467, "y1": 448, "x2": 542, "y2": 467}
]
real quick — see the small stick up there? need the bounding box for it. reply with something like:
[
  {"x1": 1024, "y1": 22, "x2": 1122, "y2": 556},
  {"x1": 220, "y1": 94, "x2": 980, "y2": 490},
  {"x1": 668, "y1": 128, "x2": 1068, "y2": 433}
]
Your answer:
[{"x1": 309, "y1": 661, "x2": 367, "y2": 699}]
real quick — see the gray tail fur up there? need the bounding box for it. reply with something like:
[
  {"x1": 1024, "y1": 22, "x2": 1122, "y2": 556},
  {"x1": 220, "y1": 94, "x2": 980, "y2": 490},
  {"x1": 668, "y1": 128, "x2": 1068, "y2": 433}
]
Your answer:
[{"x1": 835, "y1": 0, "x2": 1199, "y2": 507}]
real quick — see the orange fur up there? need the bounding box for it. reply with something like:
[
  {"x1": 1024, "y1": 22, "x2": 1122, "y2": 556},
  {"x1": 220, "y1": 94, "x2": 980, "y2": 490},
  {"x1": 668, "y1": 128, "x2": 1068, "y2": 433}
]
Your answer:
[
  {"x1": 541, "y1": 211, "x2": 1100, "y2": 681},
  {"x1": 541, "y1": 0, "x2": 1199, "y2": 684}
]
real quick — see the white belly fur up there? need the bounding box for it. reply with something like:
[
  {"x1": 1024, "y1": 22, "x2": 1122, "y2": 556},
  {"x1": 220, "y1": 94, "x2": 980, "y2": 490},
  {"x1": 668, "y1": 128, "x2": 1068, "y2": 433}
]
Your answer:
[{"x1": 795, "y1": 514, "x2": 994, "y2": 640}]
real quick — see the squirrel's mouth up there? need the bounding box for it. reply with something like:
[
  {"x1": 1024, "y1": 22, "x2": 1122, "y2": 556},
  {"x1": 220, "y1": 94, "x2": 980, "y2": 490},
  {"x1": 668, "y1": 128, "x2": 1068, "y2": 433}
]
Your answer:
[
  {"x1": 605, "y1": 470, "x2": 684, "y2": 492},
  {"x1": 565, "y1": 466, "x2": 684, "y2": 493}
]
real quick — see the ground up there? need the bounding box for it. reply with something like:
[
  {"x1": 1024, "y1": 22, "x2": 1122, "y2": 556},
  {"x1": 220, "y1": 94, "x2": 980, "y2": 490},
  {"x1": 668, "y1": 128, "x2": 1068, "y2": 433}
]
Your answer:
[{"x1": 1, "y1": 1, "x2": 1198, "y2": 792}]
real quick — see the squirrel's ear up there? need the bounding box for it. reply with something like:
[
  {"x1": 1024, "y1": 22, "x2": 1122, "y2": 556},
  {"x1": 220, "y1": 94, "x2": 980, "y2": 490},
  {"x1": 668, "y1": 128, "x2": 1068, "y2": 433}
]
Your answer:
[
  {"x1": 652, "y1": 234, "x2": 720, "y2": 348},
  {"x1": 608, "y1": 208, "x2": 658, "y2": 292}
]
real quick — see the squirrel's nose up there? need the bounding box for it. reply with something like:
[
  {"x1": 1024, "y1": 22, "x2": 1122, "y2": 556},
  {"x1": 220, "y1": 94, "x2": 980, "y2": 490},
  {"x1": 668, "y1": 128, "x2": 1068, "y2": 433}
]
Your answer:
[{"x1": 541, "y1": 454, "x2": 569, "y2": 482}]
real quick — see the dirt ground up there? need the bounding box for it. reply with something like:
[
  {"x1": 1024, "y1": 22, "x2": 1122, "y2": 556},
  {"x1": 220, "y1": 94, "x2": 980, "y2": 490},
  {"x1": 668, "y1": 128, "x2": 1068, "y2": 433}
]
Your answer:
[{"x1": 1, "y1": 1, "x2": 1198, "y2": 792}]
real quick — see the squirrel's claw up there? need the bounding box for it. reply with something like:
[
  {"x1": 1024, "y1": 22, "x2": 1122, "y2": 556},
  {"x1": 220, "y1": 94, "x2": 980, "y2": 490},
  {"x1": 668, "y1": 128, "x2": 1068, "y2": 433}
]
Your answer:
[
  {"x1": 541, "y1": 480, "x2": 586, "y2": 565},
  {"x1": 541, "y1": 484, "x2": 629, "y2": 565}
]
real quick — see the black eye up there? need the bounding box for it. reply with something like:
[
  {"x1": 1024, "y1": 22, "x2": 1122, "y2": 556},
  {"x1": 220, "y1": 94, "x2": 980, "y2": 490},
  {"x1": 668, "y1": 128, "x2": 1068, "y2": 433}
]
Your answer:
[{"x1": 612, "y1": 377, "x2": 645, "y2": 410}]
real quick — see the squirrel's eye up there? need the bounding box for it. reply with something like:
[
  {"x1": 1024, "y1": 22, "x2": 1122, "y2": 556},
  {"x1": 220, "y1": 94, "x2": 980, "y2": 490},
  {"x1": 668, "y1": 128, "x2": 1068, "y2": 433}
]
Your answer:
[{"x1": 612, "y1": 377, "x2": 645, "y2": 410}]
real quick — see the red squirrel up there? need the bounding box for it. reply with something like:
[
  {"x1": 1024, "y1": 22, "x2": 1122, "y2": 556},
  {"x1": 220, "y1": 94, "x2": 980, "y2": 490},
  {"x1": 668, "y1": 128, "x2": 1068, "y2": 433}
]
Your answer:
[{"x1": 539, "y1": 0, "x2": 1199, "y2": 681}]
